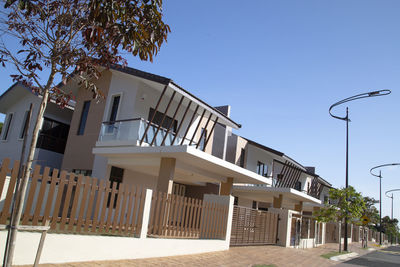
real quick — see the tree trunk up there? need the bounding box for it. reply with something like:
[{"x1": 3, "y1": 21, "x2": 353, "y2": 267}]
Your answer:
[{"x1": 4, "y1": 86, "x2": 51, "y2": 266}]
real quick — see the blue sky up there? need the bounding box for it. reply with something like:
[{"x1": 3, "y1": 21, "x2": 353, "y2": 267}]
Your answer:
[{"x1": 1, "y1": 0, "x2": 399, "y2": 219}]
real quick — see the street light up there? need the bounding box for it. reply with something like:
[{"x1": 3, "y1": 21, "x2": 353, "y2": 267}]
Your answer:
[
  {"x1": 329, "y1": 89, "x2": 391, "y2": 251},
  {"x1": 385, "y1": 188, "x2": 400, "y2": 220},
  {"x1": 370, "y1": 163, "x2": 400, "y2": 245}
]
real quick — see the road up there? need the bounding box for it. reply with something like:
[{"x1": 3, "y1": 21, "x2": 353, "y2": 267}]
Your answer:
[{"x1": 337, "y1": 246, "x2": 400, "y2": 267}]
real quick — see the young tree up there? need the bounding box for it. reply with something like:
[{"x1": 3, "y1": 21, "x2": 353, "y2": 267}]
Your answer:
[
  {"x1": 315, "y1": 186, "x2": 366, "y2": 252},
  {"x1": 0, "y1": 1, "x2": 170, "y2": 265}
]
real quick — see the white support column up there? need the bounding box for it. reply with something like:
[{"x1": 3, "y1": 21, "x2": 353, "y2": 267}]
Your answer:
[
  {"x1": 139, "y1": 189, "x2": 153, "y2": 239},
  {"x1": 224, "y1": 195, "x2": 234, "y2": 242}
]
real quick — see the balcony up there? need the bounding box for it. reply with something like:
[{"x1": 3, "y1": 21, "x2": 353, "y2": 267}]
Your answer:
[{"x1": 98, "y1": 118, "x2": 198, "y2": 147}]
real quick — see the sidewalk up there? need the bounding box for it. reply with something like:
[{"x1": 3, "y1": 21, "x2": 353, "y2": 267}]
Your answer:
[{"x1": 31, "y1": 242, "x2": 382, "y2": 267}]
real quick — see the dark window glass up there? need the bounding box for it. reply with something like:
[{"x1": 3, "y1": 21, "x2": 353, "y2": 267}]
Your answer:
[
  {"x1": 2, "y1": 113, "x2": 13, "y2": 140},
  {"x1": 252, "y1": 201, "x2": 257, "y2": 209},
  {"x1": 108, "y1": 166, "x2": 124, "y2": 208},
  {"x1": 234, "y1": 196, "x2": 238, "y2": 206},
  {"x1": 199, "y1": 128, "x2": 207, "y2": 151},
  {"x1": 77, "y1": 101, "x2": 90, "y2": 135},
  {"x1": 109, "y1": 95, "x2": 120, "y2": 122},
  {"x1": 295, "y1": 181, "x2": 302, "y2": 191},
  {"x1": 19, "y1": 110, "x2": 29, "y2": 139},
  {"x1": 36, "y1": 117, "x2": 70, "y2": 154},
  {"x1": 257, "y1": 161, "x2": 268, "y2": 177},
  {"x1": 148, "y1": 108, "x2": 178, "y2": 132},
  {"x1": 239, "y1": 148, "x2": 245, "y2": 167}
]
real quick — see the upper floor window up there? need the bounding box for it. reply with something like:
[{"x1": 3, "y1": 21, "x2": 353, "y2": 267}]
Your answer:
[
  {"x1": 36, "y1": 117, "x2": 70, "y2": 154},
  {"x1": 1, "y1": 113, "x2": 13, "y2": 140},
  {"x1": 257, "y1": 161, "x2": 268, "y2": 177},
  {"x1": 295, "y1": 181, "x2": 302, "y2": 191},
  {"x1": 109, "y1": 95, "x2": 120, "y2": 122},
  {"x1": 19, "y1": 110, "x2": 30, "y2": 139},
  {"x1": 199, "y1": 128, "x2": 207, "y2": 151},
  {"x1": 148, "y1": 108, "x2": 178, "y2": 132},
  {"x1": 77, "y1": 100, "x2": 90, "y2": 135},
  {"x1": 239, "y1": 148, "x2": 245, "y2": 167}
]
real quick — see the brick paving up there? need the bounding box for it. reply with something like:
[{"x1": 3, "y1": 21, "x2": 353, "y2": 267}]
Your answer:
[{"x1": 35, "y1": 242, "x2": 381, "y2": 267}]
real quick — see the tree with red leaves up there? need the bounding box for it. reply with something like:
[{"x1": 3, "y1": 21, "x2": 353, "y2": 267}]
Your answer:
[{"x1": 0, "y1": 1, "x2": 169, "y2": 265}]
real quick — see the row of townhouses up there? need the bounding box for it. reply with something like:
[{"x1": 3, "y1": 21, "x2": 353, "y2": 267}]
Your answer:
[{"x1": 0, "y1": 66, "x2": 384, "y2": 265}]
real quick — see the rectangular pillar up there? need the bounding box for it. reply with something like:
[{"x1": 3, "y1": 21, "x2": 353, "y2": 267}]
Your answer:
[
  {"x1": 273, "y1": 194, "x2": 283, "y2": 208},
  {"x1": 219, "y1": 177, "x2": 233, "y2": 195},
  {"x1": 294, "y1": 201, "x2": 303, "y2": 212},
  {"x1": 157, "y1": 158, "x2": 176, "y2": 194}
]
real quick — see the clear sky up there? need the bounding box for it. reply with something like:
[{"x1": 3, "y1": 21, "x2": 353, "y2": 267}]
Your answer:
[{"x1": 0, "y1": 0, "x2": 399, "y2": 219}]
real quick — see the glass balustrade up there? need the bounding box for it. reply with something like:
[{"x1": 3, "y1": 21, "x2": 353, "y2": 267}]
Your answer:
[{"x1": 99, "y1": 118, "x2": 196, "y2": 147}]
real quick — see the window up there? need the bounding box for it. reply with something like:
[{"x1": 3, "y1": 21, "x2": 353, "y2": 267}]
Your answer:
[
  {"x1": 252, "y1": 201, "x2": 257, "y2": 209},
  {"x1": 239, "y1": 148, "x2": 245, "y2": 167},
  {"x1": 19, "y1": 110, "x2": 29, "y2": 139},
  {"x1": 36, "y1": 117, "x2": 70, "y2": 154},
  {"x1": 109, "y1": 95, "x2": 120, "y2": 122},
  {"x1": 73, "y1": 169, "x2": 92, "y2": 176},
  {"x1": 295, "y1": 181, "x2": 302, "y2": 191},
  {"x1": 148, "y1": 108, "x2": 178, "y2": 132},
  {"x1": 107, "y1": 166, "x2": 124, "y2": 208},
  {"x1": 2, "y1": 113, "x2": 13, "y2": 140},
  {"x1": 256, "y1": 161, "x2": 268, "y2": 177},
  {"x1": 77, "y1": 100, "x2": 90, "y2": 135},
  {"x1": 199, "y1": 128, "x2": 207, "y2": 151},
  {"x1": 234, "y1": 196, "x2": 238, "y2": 205}
]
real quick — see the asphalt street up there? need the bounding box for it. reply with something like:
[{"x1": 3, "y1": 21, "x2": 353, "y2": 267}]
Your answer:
[{"x1": 337, "y1": 246, "x2": 400, "y2": 267}]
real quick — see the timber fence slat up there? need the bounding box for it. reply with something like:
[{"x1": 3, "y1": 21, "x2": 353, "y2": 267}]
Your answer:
[
  {"x1": 0, "y1": 158, "x2": 11, "y2": 201},
  {"x1": 91, "y1": 179, "x2": 105, "y2": 233},
  {"x1": 84, "y1": 177, "x2": 97, "y2": 232},
  {"x1": 21, "y1": 164, "x2": 41, "y2": 224},
  {"x1": 135, "y1": 188, "x2": 146, "y2": 236},
  {"x1": 59, "y1": 173, "x2": 76, "y2": 231},
  {"x1": 129, "y1": 185, "x2": 140, "y2": 236},
  {"x1": 123, "y1": 184, "x2": 134, "y2": 235},
  {"x1": 77, "y1": 176, "x2": 91, "y2": 232},
  {"x1": 51, "y1": 170, "x2": 67, "y2": 229},
  {"x1": 32, "y1": 167, "x2": 51, "y2": 225},
  {"x1": 42, "y1": 169, "x2": 58, "y2": 226},
  {"x1": 67, "y1": 174, "x2": 84, "y2": 231},
  {"x1": 112, "y1": 183, "x2": 124, "y2": 232},
  {"x1": 118, "y1": 183, "x2": 129, "y2": 233},
  {"x1": 0, "y1": 160, "x2": 20, "y2": 224}
]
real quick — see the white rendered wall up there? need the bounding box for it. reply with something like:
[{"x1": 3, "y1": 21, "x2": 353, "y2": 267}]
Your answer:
[{"x1": 0, "y1": 231, "x2": 230, "y2": 265}]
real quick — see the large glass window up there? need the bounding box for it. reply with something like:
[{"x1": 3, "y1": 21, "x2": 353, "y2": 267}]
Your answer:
[
  {"x1": 199, "y1": 128, "x2": 207, "y2": 151},
  {"x1": 257, "y1": 161, "x2": 268, "y2": 177},
  {"x1": 2, "y1": 113, "x2": 13, "y2": 140},
  {"x1": 36, "y1": 117, "x2": 70, "y2": 154},
  {"x1": 77, "y1": 100, "x2": 90, "y2": 135},
  {"x1": 148, "y1": 108, "x2": 178, "y2": 132}
]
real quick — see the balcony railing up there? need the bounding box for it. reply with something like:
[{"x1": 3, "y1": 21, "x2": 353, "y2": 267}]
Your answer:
[{"x1": 99, "y1": 118, "x2": 197, "y2": 146}]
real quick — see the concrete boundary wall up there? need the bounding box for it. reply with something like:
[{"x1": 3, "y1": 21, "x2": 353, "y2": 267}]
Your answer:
[{"x1": 0, "y1": 190, "x2": 234, "y2": 265}]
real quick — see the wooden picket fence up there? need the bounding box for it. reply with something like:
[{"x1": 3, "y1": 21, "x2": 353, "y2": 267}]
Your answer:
[
  {"x1": 0, "y1": 158, "x2": 146, "y2": 237},
  {"x1": 147, "y1": 192, "x2": 229, "y2": 239}
]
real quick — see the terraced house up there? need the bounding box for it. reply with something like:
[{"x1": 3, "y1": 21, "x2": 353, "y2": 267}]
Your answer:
[{"x1": 0, "y1": 66, "x2": 337, "y2": 265}]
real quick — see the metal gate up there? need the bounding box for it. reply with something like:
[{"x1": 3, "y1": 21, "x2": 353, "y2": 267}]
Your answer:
[{"x1": 230, "y1": 205, "x2": 279, "y2": 246}]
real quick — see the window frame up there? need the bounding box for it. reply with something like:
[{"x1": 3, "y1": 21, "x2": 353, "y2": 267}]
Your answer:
[
  {"x1": 256, "y1": 161, "x2": 268, "y2": 177},
  {"x1": 1, "y1": 112, "x2": 14, "y2": 141},
  {"x1": 19, "y1": 110, "x2": 30, "y2": 140},
  {"x1": 108, "y1": 94, "x2": 122, "y2": 122},
  {"x1": 77, "y1": 100, "x2": 91, "y2": 135}
]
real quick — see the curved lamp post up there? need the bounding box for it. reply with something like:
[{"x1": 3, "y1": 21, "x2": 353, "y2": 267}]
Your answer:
[
  {"x1": 370, "y1": 163, "x2": 400, "y2": 245},
  {"x1": 385, "y1": 188, "x2": 400, "y2": 220},
  {"x1": 329, "y1": 89, "x2": 391, "y2": 251}
]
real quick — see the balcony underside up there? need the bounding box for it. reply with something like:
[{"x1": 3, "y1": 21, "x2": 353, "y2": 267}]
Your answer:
[
  {"x1": 232, "y1": 186, "x2": 321, "y2": 209},
  {"x1": 93, "y1": 145, "x2": 272, "y2": 186}
]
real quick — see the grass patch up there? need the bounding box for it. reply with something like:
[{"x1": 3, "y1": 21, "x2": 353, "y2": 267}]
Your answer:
[
  {"x1": 252, "y1": 265, "x2": 277, "y2": 267},
  {"x1": 320, "y1": 251, "x2": 351, "y2": 259}
]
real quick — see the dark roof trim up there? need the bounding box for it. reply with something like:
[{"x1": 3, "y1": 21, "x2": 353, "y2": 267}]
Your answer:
[
  {"x1": 109, "y1": 64, "x2": 241, "y2": 129},
  {"x1": 244, "y1": 138, "x2": 284, "y2": 157}
]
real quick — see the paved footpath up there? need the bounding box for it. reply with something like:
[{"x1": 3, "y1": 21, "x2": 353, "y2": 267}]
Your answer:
[{"x1": 33, "y1": 242, "x2": 383, "y2": 267}]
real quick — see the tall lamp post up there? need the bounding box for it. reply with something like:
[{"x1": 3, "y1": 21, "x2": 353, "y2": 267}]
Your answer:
[
  {"x1": 370, "y1": 163, "x2": 400, "y2": 245},
  {"x1": 385, "y1": 188, "x2": 400, "y2": 220},
  {"x1": 329, "y1": 89, "x2": 391, "y2": 251}
]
